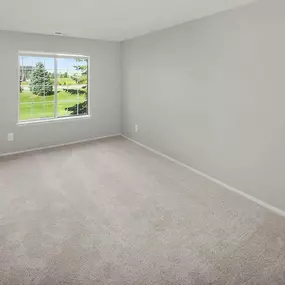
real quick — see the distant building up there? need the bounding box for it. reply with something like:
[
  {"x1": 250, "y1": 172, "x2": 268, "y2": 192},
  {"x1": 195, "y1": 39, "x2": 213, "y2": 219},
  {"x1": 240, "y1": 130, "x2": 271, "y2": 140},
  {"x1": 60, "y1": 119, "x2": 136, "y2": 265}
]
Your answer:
[{"x1": 20, "y1": 66, "x2": 33, "y2": 82}]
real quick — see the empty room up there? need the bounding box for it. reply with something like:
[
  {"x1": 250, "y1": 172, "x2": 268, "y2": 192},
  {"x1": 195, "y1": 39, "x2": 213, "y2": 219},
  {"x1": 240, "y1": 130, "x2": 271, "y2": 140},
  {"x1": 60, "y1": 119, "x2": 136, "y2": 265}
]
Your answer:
[{"x1": 0, "y1": 0, "x2": 285, "y2": 284}]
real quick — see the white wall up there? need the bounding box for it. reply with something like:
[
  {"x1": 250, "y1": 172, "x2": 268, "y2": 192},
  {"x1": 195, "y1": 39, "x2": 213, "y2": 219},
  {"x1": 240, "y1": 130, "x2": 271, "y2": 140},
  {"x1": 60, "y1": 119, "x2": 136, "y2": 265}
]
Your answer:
[
  {"x1": 122, "y1": 0, "x2": 285, "y2": 211},
  {"x1": 0, "y1": 31, "x2": 121, "y2": 154}
]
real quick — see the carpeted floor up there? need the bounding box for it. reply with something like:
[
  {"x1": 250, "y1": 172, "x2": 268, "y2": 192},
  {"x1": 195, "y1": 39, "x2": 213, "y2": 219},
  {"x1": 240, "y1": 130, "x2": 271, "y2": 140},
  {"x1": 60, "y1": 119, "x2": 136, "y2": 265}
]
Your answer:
[{"x1": 0, "y1": 136, "x2": 285, "y2": 285}]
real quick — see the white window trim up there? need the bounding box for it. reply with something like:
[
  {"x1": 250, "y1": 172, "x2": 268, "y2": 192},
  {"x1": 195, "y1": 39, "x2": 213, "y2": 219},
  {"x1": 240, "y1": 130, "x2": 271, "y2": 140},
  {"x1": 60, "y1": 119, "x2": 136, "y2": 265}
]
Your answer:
[
  {"x1": 17, "y1": 51, "x2": 91, "y2": 125},
  {"x1": 17, "y1": 115, "x2": 91, "y2": 126}
]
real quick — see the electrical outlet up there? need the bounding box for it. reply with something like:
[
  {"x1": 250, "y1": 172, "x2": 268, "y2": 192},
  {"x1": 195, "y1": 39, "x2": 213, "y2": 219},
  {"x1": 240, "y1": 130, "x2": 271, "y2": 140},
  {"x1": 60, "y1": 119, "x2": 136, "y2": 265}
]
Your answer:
[
  {"x1": 135, "y1": 124, "x2": 139, "y2": 133},
  {"x1": 8, "y1": 133, "x2": 14, "y2": 141}
]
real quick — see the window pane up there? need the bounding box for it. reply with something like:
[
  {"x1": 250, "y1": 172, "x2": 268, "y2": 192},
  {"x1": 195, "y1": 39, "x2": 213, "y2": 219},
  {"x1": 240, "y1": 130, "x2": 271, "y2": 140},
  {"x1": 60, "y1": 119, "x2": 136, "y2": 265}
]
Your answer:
[
  {"x1": 19, "y1": 55, "x2": 55, "y2": 121},
  {"x1": 56, "y1": 57, "x2": 88, "y2": 117}
]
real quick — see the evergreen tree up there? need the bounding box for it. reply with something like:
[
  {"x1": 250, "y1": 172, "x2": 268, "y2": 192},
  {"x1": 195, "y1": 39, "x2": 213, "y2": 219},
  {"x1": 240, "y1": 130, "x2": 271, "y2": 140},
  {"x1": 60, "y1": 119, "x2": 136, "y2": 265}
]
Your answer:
[{"x1": 29, "y1": 62, "x2": 53, "y2": 96}]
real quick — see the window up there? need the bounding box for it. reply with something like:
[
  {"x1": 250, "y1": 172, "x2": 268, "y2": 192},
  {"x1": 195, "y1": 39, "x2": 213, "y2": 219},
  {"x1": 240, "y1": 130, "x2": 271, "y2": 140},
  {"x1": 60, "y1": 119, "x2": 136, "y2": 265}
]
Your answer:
[{"x1": 19, "y1": 52, "x2": 89, "y2": 123}]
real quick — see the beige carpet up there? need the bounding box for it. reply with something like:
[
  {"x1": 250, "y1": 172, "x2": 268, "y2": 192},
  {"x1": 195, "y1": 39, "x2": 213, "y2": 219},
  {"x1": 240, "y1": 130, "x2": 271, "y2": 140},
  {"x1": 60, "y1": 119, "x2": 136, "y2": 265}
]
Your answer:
[{"x1": 0, "y1": 136, "x2": 285, "y2": 285}]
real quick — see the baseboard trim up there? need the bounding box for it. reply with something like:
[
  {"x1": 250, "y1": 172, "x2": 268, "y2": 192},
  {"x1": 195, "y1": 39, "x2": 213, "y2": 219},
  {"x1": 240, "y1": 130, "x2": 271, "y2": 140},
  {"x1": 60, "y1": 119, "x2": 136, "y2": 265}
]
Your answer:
[
  {"x1": 122, "y1": 135, "x2": 285, "y2": 218},
  {"x1": 0, "y1": 134, "x2": 121, "y2": 158}
]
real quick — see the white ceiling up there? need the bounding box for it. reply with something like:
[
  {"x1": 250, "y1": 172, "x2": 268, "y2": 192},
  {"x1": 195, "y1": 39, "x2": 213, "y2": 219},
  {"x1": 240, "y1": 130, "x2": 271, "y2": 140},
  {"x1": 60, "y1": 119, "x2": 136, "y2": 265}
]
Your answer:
[{"x1": 0, "y1": 0, "x2": 257, "y2": 41}]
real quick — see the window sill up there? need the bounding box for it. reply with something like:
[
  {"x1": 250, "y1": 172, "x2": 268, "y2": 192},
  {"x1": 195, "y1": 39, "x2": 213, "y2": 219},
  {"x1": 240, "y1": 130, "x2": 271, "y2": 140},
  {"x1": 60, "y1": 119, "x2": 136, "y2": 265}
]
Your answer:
[{"x1": 17, "y1": 115, "x2": 91, "y2": 126}]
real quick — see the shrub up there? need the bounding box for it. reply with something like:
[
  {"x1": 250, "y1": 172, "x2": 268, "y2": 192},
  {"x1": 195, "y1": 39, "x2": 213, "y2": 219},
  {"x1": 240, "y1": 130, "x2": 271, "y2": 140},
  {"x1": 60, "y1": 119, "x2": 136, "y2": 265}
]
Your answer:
[
  {"x1": 63, "y1": 88, "x2": 86, "y2": 95},
  {"x1": 65, "y1": 101, "x2": 88, "y2": 115}
]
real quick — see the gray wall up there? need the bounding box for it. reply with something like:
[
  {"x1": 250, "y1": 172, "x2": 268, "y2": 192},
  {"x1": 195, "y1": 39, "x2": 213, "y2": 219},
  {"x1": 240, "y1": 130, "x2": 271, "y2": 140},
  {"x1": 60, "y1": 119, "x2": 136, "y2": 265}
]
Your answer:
[
  {"x1": 122, "y1": 0, "x2": 285, "y2": 211},
  {"x1": 0, "y1": 31, "x2": 121, "y2": 154}
]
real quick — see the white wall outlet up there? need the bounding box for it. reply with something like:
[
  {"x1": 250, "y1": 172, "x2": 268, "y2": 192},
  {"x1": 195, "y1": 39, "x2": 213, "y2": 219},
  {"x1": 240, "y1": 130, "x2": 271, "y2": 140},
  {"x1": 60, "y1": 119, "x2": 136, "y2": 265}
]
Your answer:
[
  {"x1": 8, "y1": 133, "x2": 14, "y2": 141},
  {"x1": 135, "y1": 124, "x2": 139, "y2": 133}
]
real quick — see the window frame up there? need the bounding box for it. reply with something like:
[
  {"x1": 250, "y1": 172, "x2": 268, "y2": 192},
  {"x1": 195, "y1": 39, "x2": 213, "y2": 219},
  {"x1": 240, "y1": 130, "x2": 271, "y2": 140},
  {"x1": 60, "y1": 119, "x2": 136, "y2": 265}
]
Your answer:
[{"x1": 17, "y1": 51, "x2": 91, "y2": 125}]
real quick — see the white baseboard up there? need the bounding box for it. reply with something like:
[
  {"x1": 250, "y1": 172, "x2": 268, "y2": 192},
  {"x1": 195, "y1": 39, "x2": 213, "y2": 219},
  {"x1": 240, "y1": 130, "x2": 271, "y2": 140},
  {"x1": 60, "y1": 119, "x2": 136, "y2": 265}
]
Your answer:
[
  {"x1": 0, "y1": 134, "x2": 121, "y2": 158},
  {"x1": 122, "y1": 135, "x2": 285, "y2": 218}
]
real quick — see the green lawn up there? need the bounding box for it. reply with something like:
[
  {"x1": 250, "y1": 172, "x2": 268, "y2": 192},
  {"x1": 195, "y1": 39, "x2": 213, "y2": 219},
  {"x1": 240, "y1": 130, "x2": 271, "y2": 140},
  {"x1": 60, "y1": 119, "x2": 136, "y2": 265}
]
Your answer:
[
  {"x1": 53, "y1": 78, "x2": 77, "y2": 85},
  {"x1": 20, "y1": 90, "x2": 86, "y2": 121},
  {"x1": 22, "y1": 78, "x2": 79, "y2": 86}
]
